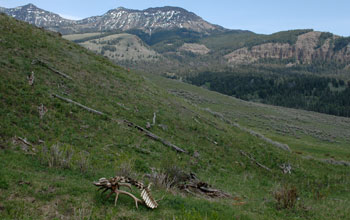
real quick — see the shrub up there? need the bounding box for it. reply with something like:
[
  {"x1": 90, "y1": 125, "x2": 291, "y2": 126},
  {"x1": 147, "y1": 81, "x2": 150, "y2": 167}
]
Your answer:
[
  {"x1": 145, "y1": 166, "x2": 189, "y2": 190},
  {"x1": 76, "y1": 151, "x2": 90, "y2": 173},
  {"x1": 273, "y1": 185, "x2": 298, "y2": 209},
  {"x1": 39, "y1": 143, "x2": 73, "y2": 169}
]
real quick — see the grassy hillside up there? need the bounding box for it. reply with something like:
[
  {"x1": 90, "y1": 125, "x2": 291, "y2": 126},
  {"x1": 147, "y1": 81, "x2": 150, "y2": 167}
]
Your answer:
[
  {"x1": 145, "y1": 73, "x2": 350, "y2": 161},
  {"x1": 63, "y1": 33, "x2": 103, "y2": 41},
  {"x1": 63, "y1": 32, "x2": 161, "y2": 62},
  {"x1": 1, "y1": 14, "x2": 350, "y2": 219}
]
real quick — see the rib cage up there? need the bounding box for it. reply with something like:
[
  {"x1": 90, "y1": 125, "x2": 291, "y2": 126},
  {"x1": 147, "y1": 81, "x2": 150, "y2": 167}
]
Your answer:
[
  {"x1": 125, "y1": 177, "x2": 158, "y2": 209},
  {"x1": 140, "y1": 186, "x2": 158, "y2": 209}
]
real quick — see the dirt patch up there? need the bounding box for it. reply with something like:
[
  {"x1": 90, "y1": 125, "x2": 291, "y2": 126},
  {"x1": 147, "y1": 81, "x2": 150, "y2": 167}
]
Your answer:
[
  {"x1": 24, "y1": 197, "x2": 36, "y2": 203},
  {"x1": 39, "y1": 195, "x2": 71, "y2": 219}
]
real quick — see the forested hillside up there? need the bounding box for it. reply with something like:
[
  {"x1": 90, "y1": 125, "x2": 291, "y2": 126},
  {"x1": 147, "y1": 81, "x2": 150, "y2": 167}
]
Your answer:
[{"x1": 188, "y1": 68, "x2": 350, "y2": 117}]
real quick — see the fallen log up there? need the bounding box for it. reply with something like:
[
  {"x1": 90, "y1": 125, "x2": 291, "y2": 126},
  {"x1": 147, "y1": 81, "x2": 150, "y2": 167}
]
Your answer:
[
  {"x1": 122, "y1": 119, "x2": 187, "y2": 153},
  {"x1": 181, "y1": 182, "x2": 232, "y2": 198},
  {"x1": 52, "y1": 94, "x2": 187, "y2": 153},
  {"x1": 53, "y1": 94, "x2": 105, "y2": 116},
  {"x1": 240, "y1": 150, "x2": 271, "y2": 172},
  {"x1": 32, "y1": 59, "x2": 72, "y2": 80}
]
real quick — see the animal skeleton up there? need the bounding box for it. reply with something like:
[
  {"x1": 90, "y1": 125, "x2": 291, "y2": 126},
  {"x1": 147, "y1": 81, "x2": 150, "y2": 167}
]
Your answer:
[{"x1": 93, "y1": 176, "x2": 159, "y2": 209}]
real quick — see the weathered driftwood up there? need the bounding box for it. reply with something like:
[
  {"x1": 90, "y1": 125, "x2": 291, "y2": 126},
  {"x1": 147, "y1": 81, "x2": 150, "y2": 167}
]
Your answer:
[
  {"x1": 240, "y1": 150, "x2": 271, "y2": 172},
  {"x1": 32, "y1": 59, "x2": 72, "y2": 80},
  {"x1": 52, "y1": 94, "x2": 187, "y2": 153}
]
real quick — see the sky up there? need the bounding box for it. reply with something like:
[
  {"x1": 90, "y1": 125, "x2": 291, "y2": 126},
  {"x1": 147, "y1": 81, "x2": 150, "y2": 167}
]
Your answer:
[{"x1": 0, "y1": 0, "x2": 349, "y2": 36}]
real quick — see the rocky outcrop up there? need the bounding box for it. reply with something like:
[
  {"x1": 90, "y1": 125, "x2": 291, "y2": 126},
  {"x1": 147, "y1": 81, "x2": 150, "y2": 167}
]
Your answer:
[
  {"x1": 178, "y1": 43, "x2": 210, "y2": 55},
  {"x1": 225, "y1": 31, "x2": 350, "y2": 65}
]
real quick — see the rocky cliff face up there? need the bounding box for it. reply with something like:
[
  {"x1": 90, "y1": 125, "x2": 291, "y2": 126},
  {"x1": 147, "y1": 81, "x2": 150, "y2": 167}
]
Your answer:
[
  {"x1": 1, "y1": 4, "x2": 224, "y2": 34},
  {"x1": 225, "y1": 31, "x2": 350, "y2": 65}
]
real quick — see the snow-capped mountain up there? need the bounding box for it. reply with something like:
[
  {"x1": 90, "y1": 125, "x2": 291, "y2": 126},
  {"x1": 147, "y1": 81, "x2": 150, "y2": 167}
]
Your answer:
[
  {"x1": 1, "y1": 4, "x2": 225, "y2": 34},
  {"x1": 76, "y1": 6, "x2": 223, "y2": 33},
  {"x1": 1, "y1": 4, "x2": 74, "y2": 27}
]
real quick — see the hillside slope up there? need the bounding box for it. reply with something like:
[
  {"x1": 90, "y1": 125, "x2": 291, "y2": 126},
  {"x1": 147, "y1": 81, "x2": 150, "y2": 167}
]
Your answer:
[
  {"x1": 67, "y1": 33, "x2": 162, "y2": 62},
  {"x1": 1, "y1": 14, "x2": 350, "y2": 219},
  {"x1": 145, "y1": 73, "x2": 350, "y2": 161}
]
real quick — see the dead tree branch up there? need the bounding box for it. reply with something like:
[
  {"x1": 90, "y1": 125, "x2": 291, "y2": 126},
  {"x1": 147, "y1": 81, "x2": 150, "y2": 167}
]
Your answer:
[
  {"x1": 32, "y1": 59, "x2": 72, "y2": 80},
  {"x1": 53, "y1": 94, "x2": 105, "y2": 115},
  {"x1": 240, "y1": 150, "x2": 271, "y2": 172},
  {"x1": 17, "y1": 137, "x2": 33, "y2": 146},
  {"x1": 122, "y1": 119, "x2": 187, "y2": 153}
]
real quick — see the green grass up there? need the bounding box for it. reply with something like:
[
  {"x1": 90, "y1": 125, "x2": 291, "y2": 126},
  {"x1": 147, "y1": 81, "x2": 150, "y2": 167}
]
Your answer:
[
  {"x1": 145, "y1": 73, "x2": 350, "y2": 161},
  {"x1": 63, "y1": 32, "x2": 103, "y2": 41},
  {"x1": 1, "y1": 14, "x2": 350, "y2": 219}
]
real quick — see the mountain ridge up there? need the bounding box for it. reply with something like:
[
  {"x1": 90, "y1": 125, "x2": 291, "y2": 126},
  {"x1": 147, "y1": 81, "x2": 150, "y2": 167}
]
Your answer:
[
  {"x1": 1, "y1": 4, "x2": 226, "y2": 34},
  {"x1": 1, "y1": 3, "x2": 74, "y2": 27}
]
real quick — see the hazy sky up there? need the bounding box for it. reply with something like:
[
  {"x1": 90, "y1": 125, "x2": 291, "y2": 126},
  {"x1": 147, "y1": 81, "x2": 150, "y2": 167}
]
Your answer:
[{"x1": 0, "y1": 0, "x2": 349, "y2": 36}]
